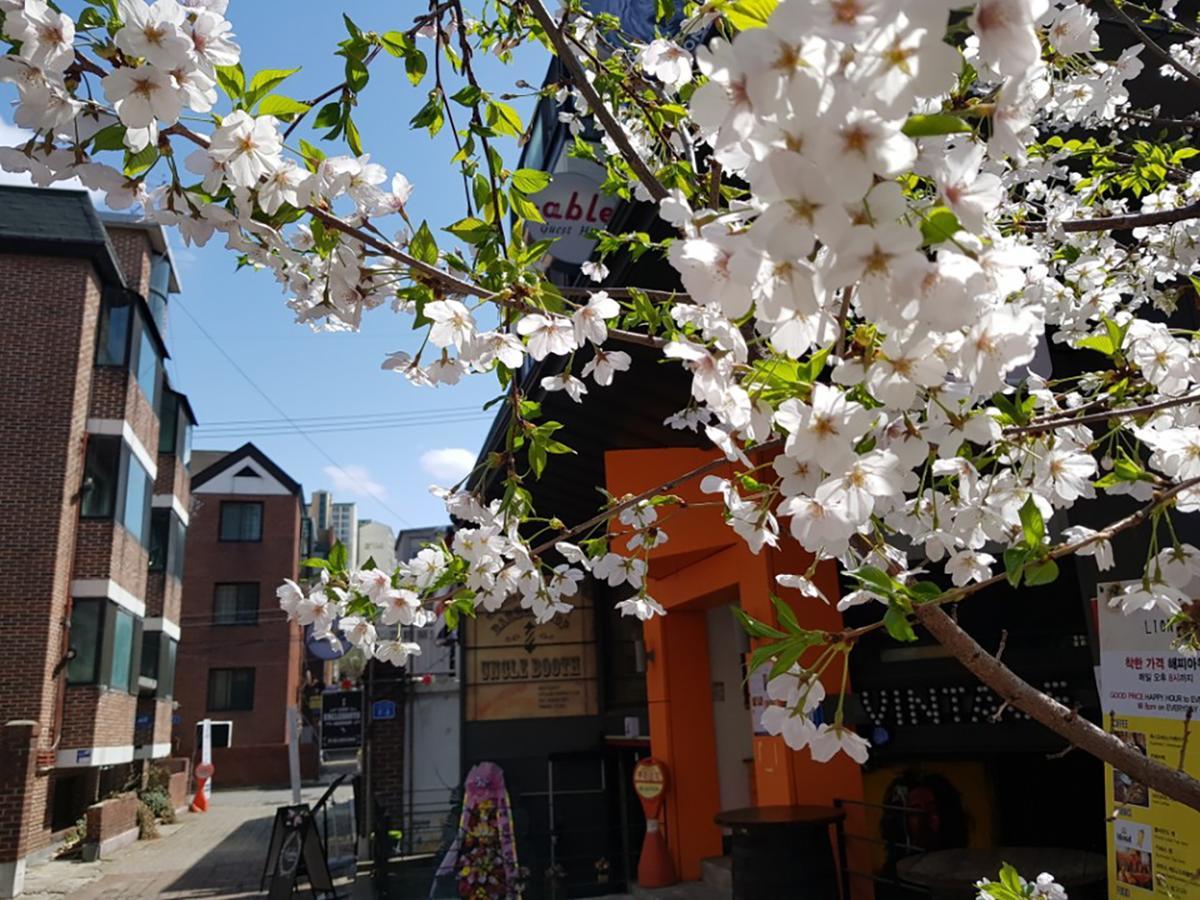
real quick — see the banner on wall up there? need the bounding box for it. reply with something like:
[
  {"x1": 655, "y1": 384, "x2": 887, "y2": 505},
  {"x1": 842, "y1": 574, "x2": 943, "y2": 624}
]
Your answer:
[{"x1": 1096, "y1": 581, "x2": 1200, "y2": 898}]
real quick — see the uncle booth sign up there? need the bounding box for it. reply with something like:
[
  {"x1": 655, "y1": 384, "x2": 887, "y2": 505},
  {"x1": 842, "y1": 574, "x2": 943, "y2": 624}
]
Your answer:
[{"x1": 527, "y1": 171, "x2": 617, "y2": 265}]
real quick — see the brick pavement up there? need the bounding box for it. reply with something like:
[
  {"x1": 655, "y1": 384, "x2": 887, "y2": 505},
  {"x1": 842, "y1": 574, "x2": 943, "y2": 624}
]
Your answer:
[{"x1": 20, "y1": 784, "x2": 355, "y2": 899}]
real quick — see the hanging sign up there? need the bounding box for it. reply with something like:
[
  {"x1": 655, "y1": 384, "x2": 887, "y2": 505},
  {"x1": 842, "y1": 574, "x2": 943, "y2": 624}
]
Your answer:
[
  {"x1": 527, "y1": 172, "x2": 617, "y2": 265},
  {"x1": 320, "y1": 690, "x2": 363, "y2": 750},
  {"x1": 1097, "y1": 581, "x2": 1200, "y2": 898}
]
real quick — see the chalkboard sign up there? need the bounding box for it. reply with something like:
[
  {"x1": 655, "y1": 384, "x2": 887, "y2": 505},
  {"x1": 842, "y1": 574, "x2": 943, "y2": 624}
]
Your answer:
[
  {"x1": 320, "y1": 691, "x2": 363, "y2": 750},
  {"x1": 261, "y1": 804, "x2": 335, "y2": 898}
]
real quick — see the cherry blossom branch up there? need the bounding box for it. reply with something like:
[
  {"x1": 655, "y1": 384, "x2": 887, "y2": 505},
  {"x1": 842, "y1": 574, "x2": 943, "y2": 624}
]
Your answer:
[
  {"x1": 1022, "y1": 199, "x2": 1200, "y2": 233},
  {"x1": 525, "y1": 0, "x2": 670, "y2": 202},
  {"x1": 1003, "y1": 391, "x2": 1200, "y2": 436},
  {"x1": 529, "y1": 439, "x2": 784, "y2": 557},
  {"x1": 915, "y1": 602, "x2": 1200, "y2": 809},
  {"x1": 1106, "y1": 0, "x2": 1200, "y2": 91},
  {"x1": 282, "y1": 45, "x2": 383, "y2": 141}
]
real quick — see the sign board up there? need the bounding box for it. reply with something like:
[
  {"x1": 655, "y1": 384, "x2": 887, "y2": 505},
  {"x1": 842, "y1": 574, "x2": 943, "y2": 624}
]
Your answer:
[
  {"x1": 465, "y1": 586, "x2": 598, "y2": 721},
  {"x1": 320, "y1": 690, "x2": 363, "y2": 750},
  {"x1": 261, "y1": 804, "x2": 334, "y2": 899},
  {"x1": 372, "y1": 699, "x2": 396, "y2": 721},
  {"x1": 1097, "y1": 582, "x2": 1200, "y2": 898},
  {"x1": 526, "y1": 172, "x2": 617, "y2": 265},
  {"x1": 305, "y1": 623, "x2": 347, "y2": 661}
]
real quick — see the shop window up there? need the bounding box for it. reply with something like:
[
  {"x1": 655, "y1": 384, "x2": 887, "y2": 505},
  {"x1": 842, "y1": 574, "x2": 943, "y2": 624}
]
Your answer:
[
  {"x1": 219, "y1": 501, "x2": 262, "y2": 542},
  {"x1": 67, "y1": 599, "x2": 103, "y2": 684},
  {"x1": 208, "y1": 668, "x2": 255, "y2": 711},
  {"x1": 213, "y1": 583, "x2": 260, "y2": 626},
  {"x1": 121, "y1": 453, "x2": 152, "y2": 546},
  {"x1": 95, "y1": 290, "x2": 133, "y2": 366},
  {"x1": 81, "y1": 436, "x2": 121, "y2": 518}
]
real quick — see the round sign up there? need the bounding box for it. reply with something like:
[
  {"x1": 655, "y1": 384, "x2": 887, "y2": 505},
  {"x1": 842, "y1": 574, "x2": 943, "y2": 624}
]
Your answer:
[
  {"x1": 305, "y1": 623, "x2": 348, "y2": 660},
  {"x1": 526, "y1": 172, "x2": 617, "y2": 265},
  {"x1": 633, "y1": 758, "x2": 668, "y2": 819},
  {"x1": 195, "y1": 762, "x2": 215, "y2": 779}
]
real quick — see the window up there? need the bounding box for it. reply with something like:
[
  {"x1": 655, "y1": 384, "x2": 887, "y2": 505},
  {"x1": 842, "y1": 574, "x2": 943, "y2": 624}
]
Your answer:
[
  {"x1": 140, "y1": 632, "x2": 177, "y2": 698},
  {"x1": 148, "y1": 253, "x2": 171, "y2": 335},
  {"x1": 121, "y1": 453, "x2": 152, "y2": 546},
  {"x1": 148, "y1": 510, "x2": 187, "y2": 579},
  {"x1": 158, "y1": 392, "x2": 179, "y2": 454},
  {"x1": 134, "y1": 318, "x2": 161, "y2": 409},
  {"x1": 67, "y1": 600, "x2": 103, "y2": 684},
  {"x1": 219, "y1": 501, "x2": 262, "y2": 542},
  {"x1": 213, "y1": 583, "x2": 259, "y2": 626},
  {"x1": 67, "y1": 599, "x2": 140, "y2": 692},
  {"x1": 208, "y1": 668, "x2": 255, "y2": 711},
  {"x1": 95, "y1": 290, "x2": 132, "y2": 366},
  {"x1": 81, "y1": 436, "x2": 121, "y2": 518},
  {"x1": 110, "y1": 608, "x2": 136, "y2": 694}
]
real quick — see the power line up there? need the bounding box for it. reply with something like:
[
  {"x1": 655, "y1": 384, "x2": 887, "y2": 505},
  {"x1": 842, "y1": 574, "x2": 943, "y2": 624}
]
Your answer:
[
  {"x1": 200, "y1": 405, "x2": 488, "y2": 427},
  {"x1": 198, "y1": 413, "x2": 491, "y2": 438},
  {"x1": 171, "y1": 296, "x2": 416, "y2": 528}
]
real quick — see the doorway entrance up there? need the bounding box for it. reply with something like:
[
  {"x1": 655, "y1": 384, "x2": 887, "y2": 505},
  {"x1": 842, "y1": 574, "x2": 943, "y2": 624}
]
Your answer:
[{"x1": 706, "y1": 604, "x2": 753, "y2": 815}]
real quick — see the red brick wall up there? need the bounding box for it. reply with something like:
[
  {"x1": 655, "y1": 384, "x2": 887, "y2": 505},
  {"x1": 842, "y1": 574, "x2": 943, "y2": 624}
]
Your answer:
[
  {"x1": 88, "y1": 368, "x2": 159, "y2": 462},
  {"x1": 61, "y1": 687, "x2": 137, "y2": 749},
  {"x1": 106, "y1": 228, "x2": 152, "y2": 297},
  {"x1": 145, "y1": 573, "x2": 182, "y2": 622},
  {"x1": 0, "y1": 254, "x2": 101, "y2": 863},
  {"x1": 0, "y1": 723, "x2": 42, "y2": 864},
  {"x1": 209, "y1": 743, "x2": 319, "y2": 788},
  {"x1": 367, "y1": 662, "x2": 406, "y2": 822},
  {"x1": 154, "y1": 455, "x2": 189, "y2": 507},
  {"x1": 84, "y1": 792, "x2": 138, "y2": 844},
  {"x1": 175, "y1": 491, "x2": 302, "y2": 781},
  {"x1": 73, "y1": 519, "x2": 149, "y2": 598},
  {"x1": 164, "y1": 759, "x2": 190, "y2": 810}
]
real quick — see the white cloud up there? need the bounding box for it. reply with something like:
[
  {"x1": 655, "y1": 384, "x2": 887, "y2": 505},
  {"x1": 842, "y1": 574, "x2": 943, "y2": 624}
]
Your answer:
[
  {"x1": 420, "y1": 447, "x2": 476, "y2": 484},
  {"x1": 323, "y1": 464, "x2": 389, "y2": 501}
]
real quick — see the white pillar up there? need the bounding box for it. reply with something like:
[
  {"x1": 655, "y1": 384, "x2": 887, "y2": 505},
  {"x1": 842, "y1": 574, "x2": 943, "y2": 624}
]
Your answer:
[
  {"x1": 200, "y1": 718, "x2": 212, "y2": 799},
  {"x1": 287, "y1": 707, "x2": 302, "y2": 805}
]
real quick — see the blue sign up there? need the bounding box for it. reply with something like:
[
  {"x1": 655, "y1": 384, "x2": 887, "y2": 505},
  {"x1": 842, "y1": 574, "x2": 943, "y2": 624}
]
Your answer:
[
  {"x1": 372, "y1": 699, "x2": 396, "y2": 721},
  {"x1": 76, "y1": 749, "x2": 92, "y2": 764},
  {"x1": 305, "y1": 623, "x2": 348, "y2": 661},
  {"x1": 172, "y1": 714, "x2": 182, "y2": 725},
  {"x1": 135, "y1": 714, "x2": 151, "y2": 728}
]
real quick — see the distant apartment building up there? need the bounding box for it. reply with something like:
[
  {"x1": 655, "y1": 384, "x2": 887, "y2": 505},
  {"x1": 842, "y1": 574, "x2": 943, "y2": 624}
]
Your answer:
[
  {"x1": 331, "y1": 501, "x2": 358, "y2": 568},
  {"x1": 0, "y1": 187, "x2": 192, "y2": 898},
  {"x1": 174, "y1": 443, "x2": 315, "y2": 786},
  {"x1": 357, "y1": 519, "x2": 396, "y2": 572}
]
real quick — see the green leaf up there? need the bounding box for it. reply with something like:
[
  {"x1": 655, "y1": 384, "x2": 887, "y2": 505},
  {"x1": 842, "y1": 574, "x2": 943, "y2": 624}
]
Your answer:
[
  {"x1": 1003, "y1": 547, "x2": 1028, "y2": 588},
  {"x1": 405, "y1": 49, "x2": 428, "y2": 86},
  {"x1": 345, "y1": 116, "x2": 363, "y2": 155},
  {"x1": 123, "y1": 144, "x2": 157, "y2": 176},
  {"x1": 298, "y1": 138, "x2": 325, "y2": 172},
  {"x1": 509, "y1": 189, "x2": 544, "y2": 223},
  {"x1": 920, "y1": 207, "x2": 961, "y2": 245},
  {"x1": 998, "y1": 863, "x2": 1024, "y2": 894},
  {"x1": 901, "y1": 113, "x2": 972, "y2": 137},
  {"x1": 246, "y1": 67, "x2": 300, "y2": 107},
  {"x1": 529, "y1": 441, "x2": 547, "y2": 478},
  {"x1": 450, "y1": 84, "x2": 483, "y2": 107},
  {"x1": 1103, "y1": 315, "x2": 1130, "y2": 355},
  {"x1": 314, "y1": 101, "x2": 342, "y2": 129},
  {"x1": 90, "y1": 124, "x2": 126, "y2": 152},
  {"x1": 77, "y1": 7, "x2": 107, "y2": 30},
  {"x1": 345, "y1": 57, "x2": 369, "y2": 92},
  {"x1": 410, "y1": 221, "x2": 439, "y2": 265},
  {"x1": 445, "y1": 216, "x2": 493, "y2": 245},
  {"x1": 411, "y1": 97, "x2": 444, "y2": 136},
  {"x1": 486, "y1": 100, "x2": 523, "y2": 138},
  {"x1": 512, "y1": 168, "x2": 551, "y2": 194},
  {"x1": 770, "y1": 596, "x2": 800, "y2": 634},
  {"x1": 445, "y1": 604, "x2": 459, "y2": 630},
  {"x1": 1024, "y1": 558, "x2": 1059, "y2": 587},
  {"x1": 725, "y1": 0, "x2": 777, "y2": 29},
  {"x1": 301, "y1": 557, "x2": 331, "y2": 570},
  {"x1": 731, "y1": 607, "x2": 788, "y2": 640},
  {"x1": 215, "y1": 64, "x2": 245, "y2": 102},
  {"x1": 883, "y1": 607, "x2": 918, "y2": 642},
  {"x1": 381, "y1": 30, "x2": 413, "y2": 58},
  {"x1": 256, "y1": 94, "x2": 310, "y2": 118},
  {"x1": 850, "y1": 565, "x2": 896, "y2": 598},
  {"x1": 655, "y1": 0, "x2": 675, "y2": 20},
  {"x1": 342, "y1": 13, "x2": 362, "y2": 39},
  {"x1": 328, "y1": 540, "x2": 348, "y2": 570},
  {"x1": 1018, "y1": 496, "x2": 1044, "y2": 547},
  {"x1": 906, "y1": 581, "x2": 943, "y2": 604},
  {"x1": 1076, "y1": 333, "x2": 1115, "y2": 356}
]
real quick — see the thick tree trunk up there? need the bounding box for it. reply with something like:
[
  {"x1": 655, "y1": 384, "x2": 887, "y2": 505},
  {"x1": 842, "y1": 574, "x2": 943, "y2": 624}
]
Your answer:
[{"x1": 914, "y1": 604, "x2": 1200, "y2": 811}]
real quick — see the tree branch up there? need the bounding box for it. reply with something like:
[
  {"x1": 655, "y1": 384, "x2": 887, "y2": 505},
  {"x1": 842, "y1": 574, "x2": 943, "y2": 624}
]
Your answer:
[
  {"x1": 1023, "y1": 199, "x2": 1200, "y2": 233},
  {"x1": 1106, "y1": 0, "x2": 1200, "y2": 90},
  {"x1": 1003, "y1": 391, "x2": 1200, "y2": 436},
  {"x1": 916, "y1": 602, "x2": 1200, "y2": 810},
  {"x1": 524, "y1": 0, "x2": 669, "y2": 202}
]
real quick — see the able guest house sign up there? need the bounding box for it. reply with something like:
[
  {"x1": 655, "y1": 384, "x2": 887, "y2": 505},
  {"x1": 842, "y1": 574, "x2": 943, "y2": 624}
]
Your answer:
[{"x1": 527, "y1": 172, "x2": 617, "y2": 265}]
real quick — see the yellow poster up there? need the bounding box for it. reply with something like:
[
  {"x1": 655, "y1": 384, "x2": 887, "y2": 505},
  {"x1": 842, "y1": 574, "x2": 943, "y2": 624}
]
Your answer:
[{"x1": 1097, "y1": 582, "x2": 1200, "y2": 898}]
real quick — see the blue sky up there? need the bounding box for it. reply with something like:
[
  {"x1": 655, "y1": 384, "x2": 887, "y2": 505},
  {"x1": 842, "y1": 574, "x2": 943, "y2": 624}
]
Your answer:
[{"x1": 3, "y1": 2, "x2": 550, "y2": 533}]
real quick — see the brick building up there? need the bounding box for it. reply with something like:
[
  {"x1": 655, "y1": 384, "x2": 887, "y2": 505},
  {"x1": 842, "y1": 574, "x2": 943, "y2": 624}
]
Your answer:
[
  {"x1": 0, "y1": 186, "x2": 193, "y2": 898},
  {"x1": 174, "y1": 443, "x2": 315, "y2": 787}
]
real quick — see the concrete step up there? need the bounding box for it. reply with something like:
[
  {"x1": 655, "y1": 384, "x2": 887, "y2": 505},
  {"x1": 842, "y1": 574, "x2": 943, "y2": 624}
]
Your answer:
[
  {"x1": 625, "y1": 879, "x2": 731, "y2": 900},
  {"x1": 701, "y1": 856, "x2": 733, "y2": 893}
]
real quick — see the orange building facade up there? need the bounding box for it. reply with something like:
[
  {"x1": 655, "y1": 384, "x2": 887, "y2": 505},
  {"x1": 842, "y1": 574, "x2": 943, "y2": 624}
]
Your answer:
[{"x1": 606, "y1": 447, "x2": 872, "y2": 890}]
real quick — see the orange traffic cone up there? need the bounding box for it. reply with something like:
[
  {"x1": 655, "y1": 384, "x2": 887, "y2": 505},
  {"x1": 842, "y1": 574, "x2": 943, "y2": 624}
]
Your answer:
[{"x1": 189, "y1": 775, "x2": 208, "y2": 812}]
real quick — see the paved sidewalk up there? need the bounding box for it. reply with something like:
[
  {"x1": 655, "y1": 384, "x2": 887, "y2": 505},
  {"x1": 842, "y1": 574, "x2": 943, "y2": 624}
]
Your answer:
[{"x1": 21, "y1": 784, "x2": 353, "y2": 899}]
